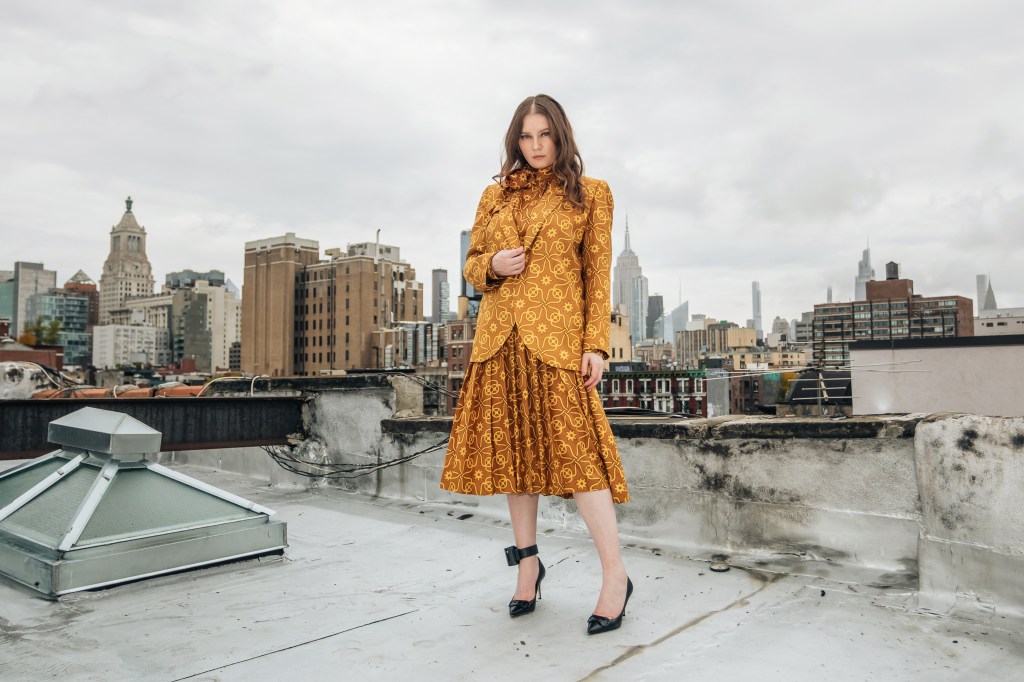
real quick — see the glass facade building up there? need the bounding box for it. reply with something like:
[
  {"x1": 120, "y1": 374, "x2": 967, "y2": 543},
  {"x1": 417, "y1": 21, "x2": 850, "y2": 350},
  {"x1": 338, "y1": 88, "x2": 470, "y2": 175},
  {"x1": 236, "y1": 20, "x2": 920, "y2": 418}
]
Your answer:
[{"x1": 25, "y1": 290, "x2": 92, "y2": 365}]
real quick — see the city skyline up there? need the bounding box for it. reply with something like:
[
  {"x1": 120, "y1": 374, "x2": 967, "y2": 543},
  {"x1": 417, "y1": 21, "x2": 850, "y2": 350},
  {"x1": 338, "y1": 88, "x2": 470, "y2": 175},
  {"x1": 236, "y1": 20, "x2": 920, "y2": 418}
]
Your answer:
[{"x1": 2, "y1": 2, "x2": 1022, "y2": 325}]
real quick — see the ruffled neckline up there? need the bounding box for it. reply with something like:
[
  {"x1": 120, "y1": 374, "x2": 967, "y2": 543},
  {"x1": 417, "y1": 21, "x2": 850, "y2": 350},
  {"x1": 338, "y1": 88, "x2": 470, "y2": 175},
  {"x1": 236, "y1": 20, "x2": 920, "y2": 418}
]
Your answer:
[{"x1": 502, "y1": 166, "x2": 554, "y2": 192}]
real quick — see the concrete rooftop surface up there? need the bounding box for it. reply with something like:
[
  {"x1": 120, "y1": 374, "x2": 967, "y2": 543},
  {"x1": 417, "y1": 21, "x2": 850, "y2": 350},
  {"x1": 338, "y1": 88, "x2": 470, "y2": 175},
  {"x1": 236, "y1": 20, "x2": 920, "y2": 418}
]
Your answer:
[{"x1": 2, "y1": 460, "x2": 1022, "y2": 682}]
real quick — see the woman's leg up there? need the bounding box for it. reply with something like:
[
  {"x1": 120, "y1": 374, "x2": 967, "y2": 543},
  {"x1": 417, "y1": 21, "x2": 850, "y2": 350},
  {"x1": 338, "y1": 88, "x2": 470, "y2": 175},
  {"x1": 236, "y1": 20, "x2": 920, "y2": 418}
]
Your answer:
[
  {"x1": 507, "y1": 493, "x2": 541, "y2": 599},
  {"x1": 573, "y1": 488, "x2": 629, "y2": 616}
]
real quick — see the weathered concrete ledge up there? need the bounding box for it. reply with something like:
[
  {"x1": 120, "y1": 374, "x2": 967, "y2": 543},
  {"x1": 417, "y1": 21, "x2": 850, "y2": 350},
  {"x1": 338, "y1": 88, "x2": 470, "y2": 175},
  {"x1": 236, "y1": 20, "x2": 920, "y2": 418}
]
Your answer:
[
  {"x1": 381, "y1": 413, "x2": 923, "y2": 440},
  {"x1": 159, "y1": 378, "x2": 1024, "y2": 625}
]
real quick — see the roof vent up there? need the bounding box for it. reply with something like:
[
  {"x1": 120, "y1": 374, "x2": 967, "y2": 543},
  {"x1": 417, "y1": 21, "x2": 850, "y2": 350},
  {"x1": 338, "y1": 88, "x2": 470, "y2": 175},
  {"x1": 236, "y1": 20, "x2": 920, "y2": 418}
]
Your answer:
[{"x1": 0, "y1": 407, "x2": 286, "y2": 598}]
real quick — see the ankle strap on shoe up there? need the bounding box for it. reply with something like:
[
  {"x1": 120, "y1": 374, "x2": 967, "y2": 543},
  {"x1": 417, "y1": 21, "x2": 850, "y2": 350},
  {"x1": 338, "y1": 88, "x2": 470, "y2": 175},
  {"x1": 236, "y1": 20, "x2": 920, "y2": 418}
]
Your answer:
[{"x1": 504, "y1": 544, "x2": 539, "y2": 566}]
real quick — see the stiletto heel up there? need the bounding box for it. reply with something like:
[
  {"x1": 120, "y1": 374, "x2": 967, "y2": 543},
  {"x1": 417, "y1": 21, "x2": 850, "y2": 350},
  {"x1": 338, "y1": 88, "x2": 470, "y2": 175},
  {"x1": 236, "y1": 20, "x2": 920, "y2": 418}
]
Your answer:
[
  {"x1": 505, "y1": 544, "x2": 546, "y2": 618},
  {"x1": 586, "y1": 577, "x2": 633, "y2": 635}
]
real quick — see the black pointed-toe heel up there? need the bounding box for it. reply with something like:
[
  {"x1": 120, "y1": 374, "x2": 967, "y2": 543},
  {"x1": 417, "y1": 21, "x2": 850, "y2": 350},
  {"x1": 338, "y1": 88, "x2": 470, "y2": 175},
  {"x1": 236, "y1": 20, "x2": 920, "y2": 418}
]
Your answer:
[
  {"x1": 586, "y1": 577, "x2": 633, "y2": 635},
  {"x1": 505, "y1": 544, "x2": 546, "y2": 618}
]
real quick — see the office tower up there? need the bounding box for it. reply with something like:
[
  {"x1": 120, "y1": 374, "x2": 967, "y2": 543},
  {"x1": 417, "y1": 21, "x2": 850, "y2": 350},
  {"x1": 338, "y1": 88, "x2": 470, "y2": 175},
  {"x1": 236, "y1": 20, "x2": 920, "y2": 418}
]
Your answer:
[
  {"x1": 432, "y1": 269, "x2": 452, "y2": 323},
  {"x1": 976, "y1": 274, "x2": 997, "y2": 313},
  {"x1": 855, "y1": 247, "x2": 875, "y2": 301},
  {"x1": 98, "y1": 197, "x2": 155, "y2": 324},
  {"x1": 647, "y1": 294, "x2": 663, "y2": 341},
  {"x1": 613, "y1": 218, "x2": 648, "y2": 346},
  {"x1": 11, "y1": 262, "x2": 57, "y2": 337},
  {"x1": 751, "y1": 281, "x2": 763, "y2": 341},
  {"x1": 25, "y1": 287, "x2": 91, "y2": 365}
]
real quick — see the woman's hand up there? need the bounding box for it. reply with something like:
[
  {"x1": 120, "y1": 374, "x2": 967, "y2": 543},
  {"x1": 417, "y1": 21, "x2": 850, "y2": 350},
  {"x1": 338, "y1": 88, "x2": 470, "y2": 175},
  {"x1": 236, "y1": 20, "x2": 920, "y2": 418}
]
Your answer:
[
  {"x1": 490, "y1": 247, "x2": 526, "y2": 277},
  {"x1": 580, "y1": 352, "x2": 604, "y2": 390}
]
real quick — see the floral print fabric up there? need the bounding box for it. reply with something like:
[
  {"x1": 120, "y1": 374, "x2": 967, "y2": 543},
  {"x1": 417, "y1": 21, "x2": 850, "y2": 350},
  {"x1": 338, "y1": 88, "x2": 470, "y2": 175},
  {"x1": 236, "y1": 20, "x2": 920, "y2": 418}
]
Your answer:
[
  {"x1": 441, "y1": 169, "x2": 628, "y2": 503},
  {"x1": 462, "y1": 167, "x2": 615, "y2": 370},
  {"x1": 441, "y1": 328, "x2": 630, "y2": 503}
]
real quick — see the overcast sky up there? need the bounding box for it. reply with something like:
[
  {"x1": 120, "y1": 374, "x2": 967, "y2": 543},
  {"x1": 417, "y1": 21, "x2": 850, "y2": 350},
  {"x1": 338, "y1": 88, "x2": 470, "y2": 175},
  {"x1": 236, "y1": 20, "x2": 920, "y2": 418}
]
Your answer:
[{"x1": 3, "y1": 1, "x2": 1022, "y2": 325}]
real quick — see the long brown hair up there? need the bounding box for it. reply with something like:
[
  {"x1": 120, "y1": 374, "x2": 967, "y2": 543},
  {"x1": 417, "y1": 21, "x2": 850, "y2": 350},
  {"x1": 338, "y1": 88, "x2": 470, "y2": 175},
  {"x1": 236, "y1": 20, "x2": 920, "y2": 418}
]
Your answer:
[{"x1": 496, "y1": 94, "x2": 586, "y2": 209}]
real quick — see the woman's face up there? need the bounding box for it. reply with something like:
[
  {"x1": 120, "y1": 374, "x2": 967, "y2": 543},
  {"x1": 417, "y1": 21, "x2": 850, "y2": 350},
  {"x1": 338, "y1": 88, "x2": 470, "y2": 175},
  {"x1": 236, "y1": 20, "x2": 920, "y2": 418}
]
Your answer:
[{"x1": 518, "y1": 113, "x2": 556, "y2": 169}]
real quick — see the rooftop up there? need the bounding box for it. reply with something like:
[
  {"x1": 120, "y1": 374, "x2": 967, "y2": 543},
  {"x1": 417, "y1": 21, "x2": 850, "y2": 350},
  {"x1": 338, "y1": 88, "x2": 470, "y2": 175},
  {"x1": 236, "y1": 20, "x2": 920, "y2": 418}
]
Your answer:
[{"x1": 2, "y1": 457, "x2": 1022, "y2": 681}]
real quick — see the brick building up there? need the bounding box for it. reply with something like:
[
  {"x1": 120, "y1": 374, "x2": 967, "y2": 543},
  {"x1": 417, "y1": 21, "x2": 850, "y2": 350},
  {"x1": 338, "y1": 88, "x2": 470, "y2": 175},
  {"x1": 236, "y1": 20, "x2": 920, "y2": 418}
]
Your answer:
[
  {"x1": 598, "y1": 364, "x2": 709, "y2": 416},
  {"x1": 242, "y1": 233, "x2": 424, "y2": 376},
  {"x1": 813, "y1": 262, "x2": 973, "y2": 367}
]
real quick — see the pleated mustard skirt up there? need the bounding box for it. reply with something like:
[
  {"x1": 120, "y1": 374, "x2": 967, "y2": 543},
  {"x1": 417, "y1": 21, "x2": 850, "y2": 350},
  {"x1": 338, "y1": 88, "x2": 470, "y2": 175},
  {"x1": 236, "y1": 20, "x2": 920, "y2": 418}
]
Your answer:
[{"x1": 440, "y1": 328, "x2": 629, "y2": 503}]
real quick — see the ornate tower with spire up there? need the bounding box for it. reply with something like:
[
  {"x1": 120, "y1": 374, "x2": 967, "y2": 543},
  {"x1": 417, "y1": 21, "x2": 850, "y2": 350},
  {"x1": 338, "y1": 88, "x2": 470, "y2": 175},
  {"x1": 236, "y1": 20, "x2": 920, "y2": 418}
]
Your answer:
[
  {"x1": 612, "y1": 217, "x2": 648, "y2": 350},
  {"x1": 98, "y1": 196, "x2": 156, "y2": 324}
]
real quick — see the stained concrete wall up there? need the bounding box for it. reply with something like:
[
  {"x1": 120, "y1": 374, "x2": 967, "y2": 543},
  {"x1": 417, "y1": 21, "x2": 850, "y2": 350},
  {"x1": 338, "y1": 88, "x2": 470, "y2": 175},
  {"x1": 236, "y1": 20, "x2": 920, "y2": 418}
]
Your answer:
[
  {"x1": 378, "y1": 415, "x2": 923, "y2": 588},
  {"x1": 168, "y1": 377, "x2": 1024, "y2": 622},
  {"x1": 914, "y1": 414, "x2": 1024, "y2": 621}
]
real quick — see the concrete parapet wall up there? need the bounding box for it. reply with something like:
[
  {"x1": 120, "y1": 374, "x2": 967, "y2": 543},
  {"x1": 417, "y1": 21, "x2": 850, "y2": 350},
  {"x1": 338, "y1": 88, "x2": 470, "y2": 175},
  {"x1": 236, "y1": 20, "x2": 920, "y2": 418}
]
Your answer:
[
  {"x1": 914, "y1": 414, "x2": 1024, "y2": 621},
  {"x1": 379, "y1": 415, "x2": 924, "y2": 587},
  {"x1": 168, "y1": 376, "x2": 1024, "y2": 623}
]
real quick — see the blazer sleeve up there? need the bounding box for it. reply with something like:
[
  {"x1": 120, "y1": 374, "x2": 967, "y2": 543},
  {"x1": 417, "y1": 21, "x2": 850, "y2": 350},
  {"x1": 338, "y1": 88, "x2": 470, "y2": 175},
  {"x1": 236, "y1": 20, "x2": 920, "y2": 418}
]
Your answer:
[
  {"x1": 581, "y1": 179, "x2": 614, "y2": 359},
  {"x1": 463, "y1": 184, "x2": 504, "y2": 292}
]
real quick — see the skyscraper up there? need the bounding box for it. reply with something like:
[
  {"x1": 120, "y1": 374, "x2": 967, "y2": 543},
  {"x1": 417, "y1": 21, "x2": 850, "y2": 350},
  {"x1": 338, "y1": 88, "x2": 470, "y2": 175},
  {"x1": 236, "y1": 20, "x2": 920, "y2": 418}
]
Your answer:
[
  {"x1": 976, "y1": 274, "x2": 997, "y2": 313},
  {"x1": 11, "y1": 262, "x2": 57, "y2": 337},
  {"x1": 647, "y1": 294, "x2": 663, "y2": 340},
  {"x1": 612, "y1": 218, "x2": 648, "y2": 346},
  {"x1": 855, "y1": 246, "x2": 875, "y2": 301},
  {"x1": 431, "y1": 269, "x2": 452, "y2": 323},
  {"x1": 99, "y1": 196, "x2": 155, "y2": 324},
  {"x1": 751, "y1": 281, "x2": 763, "y2": 341}
]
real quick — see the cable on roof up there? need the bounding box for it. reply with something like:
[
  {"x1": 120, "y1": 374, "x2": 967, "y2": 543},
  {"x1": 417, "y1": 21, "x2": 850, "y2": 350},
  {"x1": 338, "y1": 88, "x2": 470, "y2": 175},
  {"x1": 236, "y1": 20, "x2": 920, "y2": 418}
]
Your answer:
[{"x1": 261, "y1": 436, "x2": 450, "y2": 480}]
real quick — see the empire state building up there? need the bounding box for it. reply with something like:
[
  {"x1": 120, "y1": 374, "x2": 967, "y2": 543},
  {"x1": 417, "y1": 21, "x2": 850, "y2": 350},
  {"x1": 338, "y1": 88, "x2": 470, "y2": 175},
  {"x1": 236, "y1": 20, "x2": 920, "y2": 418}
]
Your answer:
[{"x1": 612, "y1": 218, "x2": 648, "y2": 350}]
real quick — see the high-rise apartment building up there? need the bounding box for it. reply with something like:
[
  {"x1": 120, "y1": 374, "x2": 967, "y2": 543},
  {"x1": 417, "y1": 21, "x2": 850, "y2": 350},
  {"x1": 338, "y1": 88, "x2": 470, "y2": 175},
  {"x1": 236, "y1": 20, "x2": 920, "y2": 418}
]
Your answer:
[
  {"x1": 166, "y1": 275, "x2": 241, "y2": 373},
  {"x1": 242, "y1": 233, "x2": 320, "y2": 376},
  {"x1": 813, "y1": 262, "x2": 973, "y2": 367},
  {"x1": 93, "y1": 324, "x2": 171, "y2": 368},
  {"x1": 242, "y1": 233, "x2": 425, "y2": 376},
  {"x1": 613, "y1": 219, "x2": 648, "y2": 348},
  {"x1": 98, "y1": 197, "x2": 155, "y2": 324},
  {"x1": 11, "y1": 262, "x2": 57, "y2": 337}
]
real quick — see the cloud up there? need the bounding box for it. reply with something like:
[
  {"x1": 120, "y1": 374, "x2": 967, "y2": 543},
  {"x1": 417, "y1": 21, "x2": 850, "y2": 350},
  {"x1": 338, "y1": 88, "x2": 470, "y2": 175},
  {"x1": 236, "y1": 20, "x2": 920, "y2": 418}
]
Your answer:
[{"x1": 1, "y1": 0, "x2": 1022, "y2": 326}]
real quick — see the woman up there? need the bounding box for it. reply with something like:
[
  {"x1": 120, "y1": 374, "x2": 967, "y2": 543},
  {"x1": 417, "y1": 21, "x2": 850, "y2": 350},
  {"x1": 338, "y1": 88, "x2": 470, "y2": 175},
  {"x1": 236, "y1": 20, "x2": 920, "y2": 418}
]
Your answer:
[{"x1": 440, "y1": 94, "x2": 632, "y2": 635}]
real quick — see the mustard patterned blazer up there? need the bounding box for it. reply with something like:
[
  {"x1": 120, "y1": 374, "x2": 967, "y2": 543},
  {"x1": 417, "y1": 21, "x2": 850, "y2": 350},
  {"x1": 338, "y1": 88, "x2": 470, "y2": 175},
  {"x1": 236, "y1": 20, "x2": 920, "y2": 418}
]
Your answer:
[{"x1": 463, "y1": 167, "x2": 614, "y2": 371}]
